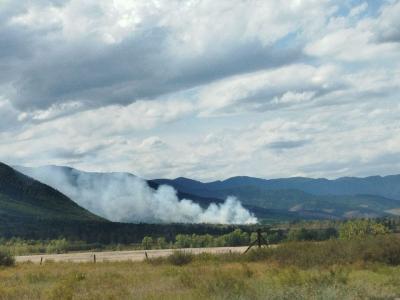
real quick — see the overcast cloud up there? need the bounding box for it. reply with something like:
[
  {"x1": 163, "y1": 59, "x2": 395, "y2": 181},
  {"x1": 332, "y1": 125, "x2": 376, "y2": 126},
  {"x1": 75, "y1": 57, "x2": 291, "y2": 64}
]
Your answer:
[{"x1": 1, "y1": 0, "x2": 400, "y2": 181}]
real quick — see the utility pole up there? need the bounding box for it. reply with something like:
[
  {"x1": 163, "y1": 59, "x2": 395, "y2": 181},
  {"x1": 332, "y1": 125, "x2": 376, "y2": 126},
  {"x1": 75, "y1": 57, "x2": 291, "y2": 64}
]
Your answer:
[{"x1": 243, "y1": 229, "x2": 269, "y2": 254}]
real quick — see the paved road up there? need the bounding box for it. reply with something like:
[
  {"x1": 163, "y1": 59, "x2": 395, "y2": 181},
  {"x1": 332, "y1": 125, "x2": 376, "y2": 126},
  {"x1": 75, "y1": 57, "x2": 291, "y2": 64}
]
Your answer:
[{"x1": 15, "y1": 246, "x2": 250, "y2": 263}]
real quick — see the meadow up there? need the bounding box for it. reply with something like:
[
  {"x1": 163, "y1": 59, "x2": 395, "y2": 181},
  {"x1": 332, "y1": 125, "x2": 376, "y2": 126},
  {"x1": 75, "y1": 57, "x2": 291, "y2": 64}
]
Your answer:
[{"x1": 1, "y1": 235, "x2": 400, "y2": 300}]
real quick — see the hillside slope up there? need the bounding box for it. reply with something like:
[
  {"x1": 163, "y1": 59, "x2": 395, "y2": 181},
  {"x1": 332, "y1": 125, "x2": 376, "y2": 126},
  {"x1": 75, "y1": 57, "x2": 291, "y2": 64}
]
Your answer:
[{"x1": 0, "y1": 162, "x2": 104, "y2": 223}]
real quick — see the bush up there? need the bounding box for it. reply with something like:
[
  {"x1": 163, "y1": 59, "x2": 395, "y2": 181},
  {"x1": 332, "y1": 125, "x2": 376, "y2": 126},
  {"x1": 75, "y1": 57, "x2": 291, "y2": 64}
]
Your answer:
[
  {"x1": 286, "y1": 227, "x2": 338, "y2": 242},
  {"x1": 245, "y1": 247, "x2": 272, "y2": 262},
  {"x1": 167, "y1": 251, "x2": 193, "y2": 266},
  {"x1": 175, "y1": 234, "x2": 192, "y2": 248},
  {"x1": 0, "y1": 250, "x2": 15, "y2": 266},
  {"x1": 339, "y1": 219, "x2": 389, "y2": 240},
  {"x1": 156, "y1": 237, "x2": 167, "y2": 249},
  {"x1": 359, "y1": 235, "x2": 400, "y2": 265},
  {"x1": 46, "y1": 239, "x2": 69, "y2": 254},
  {"x1": 141, "y1": 236, "x2": 153, "y2": 250},
  {"x1": 242, "y1": 235, "x2": 400, "y2": 268}
]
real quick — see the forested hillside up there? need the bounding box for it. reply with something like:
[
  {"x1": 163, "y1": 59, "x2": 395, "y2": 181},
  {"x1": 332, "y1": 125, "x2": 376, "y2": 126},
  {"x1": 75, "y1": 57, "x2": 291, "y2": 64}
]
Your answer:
[{"x1": 0, "y1": 162, "x2": 103, "y2": 222}]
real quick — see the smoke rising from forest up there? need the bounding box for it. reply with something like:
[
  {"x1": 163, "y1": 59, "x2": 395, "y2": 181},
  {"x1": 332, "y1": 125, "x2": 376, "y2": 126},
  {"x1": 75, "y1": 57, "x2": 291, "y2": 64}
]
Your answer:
[{"x1": 17, "y1": 166, "x2": 257, "y2": 224}]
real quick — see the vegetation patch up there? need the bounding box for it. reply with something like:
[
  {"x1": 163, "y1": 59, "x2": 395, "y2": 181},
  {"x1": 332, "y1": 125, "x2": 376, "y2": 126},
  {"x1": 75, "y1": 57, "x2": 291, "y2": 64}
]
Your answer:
[
  {"x1": 0, "y1": 250, "x2": 14, "y2": 267},
  {"x1": 167, "y1": 251, "x2": 194, "y2": 266}
]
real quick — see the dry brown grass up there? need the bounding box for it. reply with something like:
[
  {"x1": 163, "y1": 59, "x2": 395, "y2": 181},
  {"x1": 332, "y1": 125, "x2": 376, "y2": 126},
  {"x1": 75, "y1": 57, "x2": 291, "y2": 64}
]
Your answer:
[
  {"x1": 2, "y1": 237, "x2": 400, "y2": 299},
  {"x1": 1, "y1": 258, "x2": 400, "y2": 299}
]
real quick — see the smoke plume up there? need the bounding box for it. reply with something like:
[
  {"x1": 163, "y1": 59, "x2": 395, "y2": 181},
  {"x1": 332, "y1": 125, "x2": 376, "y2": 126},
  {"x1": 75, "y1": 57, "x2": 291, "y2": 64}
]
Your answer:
[{"x1": 16, "y1": 166, "x2": 257, "y2": 224}]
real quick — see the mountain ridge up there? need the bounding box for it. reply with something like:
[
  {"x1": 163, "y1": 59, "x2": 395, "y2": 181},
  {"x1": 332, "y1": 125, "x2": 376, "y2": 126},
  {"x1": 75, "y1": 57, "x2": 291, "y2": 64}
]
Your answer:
[
  {"x1": 14, "y1": 164, "x2": 400, "y2": 221},
  {"x1": 153, "y1": 173, "x2": 400, "y2": 200}
]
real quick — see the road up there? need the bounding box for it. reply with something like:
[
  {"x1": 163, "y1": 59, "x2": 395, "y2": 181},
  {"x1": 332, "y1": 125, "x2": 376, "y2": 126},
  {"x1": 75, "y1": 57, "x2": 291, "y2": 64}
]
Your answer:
[{"x1": 15, "y1": 246, "x2": 250, "y2": 263}]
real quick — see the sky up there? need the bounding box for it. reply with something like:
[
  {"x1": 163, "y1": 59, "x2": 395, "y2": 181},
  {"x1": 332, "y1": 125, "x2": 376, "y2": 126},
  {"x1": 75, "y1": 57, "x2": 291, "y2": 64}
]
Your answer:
[{"x1": 0, "y1": 0, "x2": 399, "y2": 181}]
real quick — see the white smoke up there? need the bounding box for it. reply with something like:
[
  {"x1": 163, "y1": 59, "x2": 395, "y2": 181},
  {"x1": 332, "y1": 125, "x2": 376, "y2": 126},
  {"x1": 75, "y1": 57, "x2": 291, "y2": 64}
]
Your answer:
[{"x1": 16, "y1": 166, "x2": 257, "y2": 224}]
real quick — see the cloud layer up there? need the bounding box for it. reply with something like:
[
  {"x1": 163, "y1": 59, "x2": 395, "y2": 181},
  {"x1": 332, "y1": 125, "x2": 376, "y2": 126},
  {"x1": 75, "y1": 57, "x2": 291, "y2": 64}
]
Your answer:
[{"x1": 1, "y1": 0, "x2": 400, "y2": 181}]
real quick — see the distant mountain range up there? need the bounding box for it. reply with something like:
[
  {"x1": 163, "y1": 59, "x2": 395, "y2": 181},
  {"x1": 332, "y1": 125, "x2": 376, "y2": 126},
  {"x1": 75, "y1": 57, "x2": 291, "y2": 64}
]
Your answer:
[
  {"x1": 153, "y1": 175, "x2": 400, "y2": 200},
  {"x1": 3, "y1": 159, "x2": 400, "y2": 243},
  {"x1": 14, "y1": 164, "x2": 400, "y2": 221},
  {"x1": 152, "y1": 176, "x2": 400, "y2": 220},
  {"x1": 14, "y1": 165, "x2": 290, "y2": 222}
]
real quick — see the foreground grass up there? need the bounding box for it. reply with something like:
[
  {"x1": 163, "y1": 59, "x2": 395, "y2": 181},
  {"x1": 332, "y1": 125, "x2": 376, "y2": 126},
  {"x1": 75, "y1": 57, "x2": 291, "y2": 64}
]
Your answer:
[
  {"x1": 2, "y1": 236, "x2": 400, "y2": 299},
  {"x1": 1, "y1": 260, "x2": 400, "y2": 299}
]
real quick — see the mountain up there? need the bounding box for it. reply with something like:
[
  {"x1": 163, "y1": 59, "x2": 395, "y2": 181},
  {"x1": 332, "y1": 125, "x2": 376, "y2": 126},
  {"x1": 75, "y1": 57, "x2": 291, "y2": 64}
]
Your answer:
[
  {"x1": 153, "y1": 174, "x2": 400, "y2": 201},
  {"x1": 209, "y1": 186, "x2": 400, "y2": 218},
  {"x1": 15, "y1": 165, "x2": 284, "y2": 221},
  {"x1": 0, "y1": 162, "x2": 104, "y2": 223},
  {"x1": 15, "y1": 165, "x2": 400, "y2": 221},
  {"x1": 2, "y1": 162, "x2": 245, "y2": 242},
  {"x1": 15, "y1": 165, "x2": 227, "y2": 209},
  {"x1": 3, "y1": 161, "x2": 400, "y2": 242},
  {"x1": 155, "y1": 179, "x2": 400, "y2": 219}
]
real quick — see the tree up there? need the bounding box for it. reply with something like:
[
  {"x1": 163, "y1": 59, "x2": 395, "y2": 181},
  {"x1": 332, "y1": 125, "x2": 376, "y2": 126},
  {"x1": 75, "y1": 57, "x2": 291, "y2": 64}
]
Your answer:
[
  {"x1": 287, "y1": 228, "x2": 310, "y2": 241},
  {"x1": 156, "y1": 237, "x2": 167, "y2": 249},
  {"x1": 141, "y1": 236, "x2": 153, "y2": 250},
  {"x1": 224, "y1": 229, "x2": 249, "y2": 246},
  {"x1": 339, "y1": 219, "x2": 389, "y2": 240},
  {"x1": 46, "y1": 238, "x2": 69, "y2": 254},
  {"x1": 175, "y1": 234, "x2": 191, "y2": 248}
]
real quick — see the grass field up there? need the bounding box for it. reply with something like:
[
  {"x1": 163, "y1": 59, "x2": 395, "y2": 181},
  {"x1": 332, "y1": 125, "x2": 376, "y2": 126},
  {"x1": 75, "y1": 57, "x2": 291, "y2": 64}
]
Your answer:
[
  {"x1": 1, "y1": 259, "x2": 400, "y2": 299},
  {"x1": 1, "y1": 236, "x2": 400, "y2": 299}
]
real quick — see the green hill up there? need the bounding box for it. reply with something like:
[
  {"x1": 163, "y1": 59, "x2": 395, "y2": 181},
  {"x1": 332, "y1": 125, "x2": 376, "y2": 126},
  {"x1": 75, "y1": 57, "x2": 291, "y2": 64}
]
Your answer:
[{"x1": 0, "y1": 162, "x2": 104, "y2": 223}]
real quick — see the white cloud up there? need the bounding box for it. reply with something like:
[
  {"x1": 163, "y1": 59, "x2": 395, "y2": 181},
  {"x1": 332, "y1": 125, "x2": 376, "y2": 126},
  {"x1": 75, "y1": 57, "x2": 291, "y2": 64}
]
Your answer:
[
  {"x1": 196, "y1": 63, "x2": 343, "y2": 115},
  {"x1": 375, "y1": 0, "x2": 400, "y2": 42},
  {"x1": 349, "y1": 2, "x2": 368, "y2": 17},
  {"x1": 0, "y1": 99, "x2": 20, "y2": 130},
  {"x1": 0, "y1": 0, "x2": 336, "y2": 111},
  {"x1": 305, "y1": 26, "x2": 399, "y2": 61},
  {"x1": 305, "y1": 1, "x2": 400, "y2": 61},
  {"x1": 1, "y1": 0, "x2": 400, "y2": 181}
]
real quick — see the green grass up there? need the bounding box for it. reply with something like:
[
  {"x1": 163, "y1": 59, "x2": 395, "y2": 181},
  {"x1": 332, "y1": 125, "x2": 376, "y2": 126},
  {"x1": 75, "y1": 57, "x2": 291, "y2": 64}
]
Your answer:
[
  {"x1": 1, "y1": 259, "x2": 400, "y2": 299},
  {"x1": 2, "y1": 236, "x2": 400, "y2": 299}
]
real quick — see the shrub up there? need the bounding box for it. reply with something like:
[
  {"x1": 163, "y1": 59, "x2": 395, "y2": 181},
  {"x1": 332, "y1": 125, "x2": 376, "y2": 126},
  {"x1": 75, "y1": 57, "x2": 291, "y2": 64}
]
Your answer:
[
  {"x1": 167, "y1": 251, "x2": 193, "y2": 266},
  {"x1": 287, "y1": 227, "x2": 338, "y2": 242},
  {"x1": 0, "y1": 250, "x2": 15, "y2": 267},
  {"x1": 175, "y1": 234, "x2": 192, "y2": 248},
  {"x1": 198, "y1": 269, "x2": 253, "y2": 299},
  {"x1": 242, "y1": 235, "x2": 400, "y2": 268},
  {"x1": 359, "y1": 235, "x2": 400, "y2": 265},
  {"x1": 141, "y1": 236, "x2": 153, "y2": 250},
  {"x1": 339, "y1": 219, "x2": 389, "y2": 240},
  {"x1": 245, "y1": 247, "x2": 271, "y2": 262},
  {"x1": 46, "y1": 238, "x2": 69, "y2": 254},
  {"x1": 156, "y1": 237, "x2": 167, "y2": 249}
]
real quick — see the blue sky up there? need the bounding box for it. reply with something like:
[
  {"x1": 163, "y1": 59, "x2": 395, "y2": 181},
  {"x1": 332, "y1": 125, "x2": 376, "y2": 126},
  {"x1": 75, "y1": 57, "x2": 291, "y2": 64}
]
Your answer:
[{"x1": 0, "y1": 0, "x2": 399, "y2": 181}]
